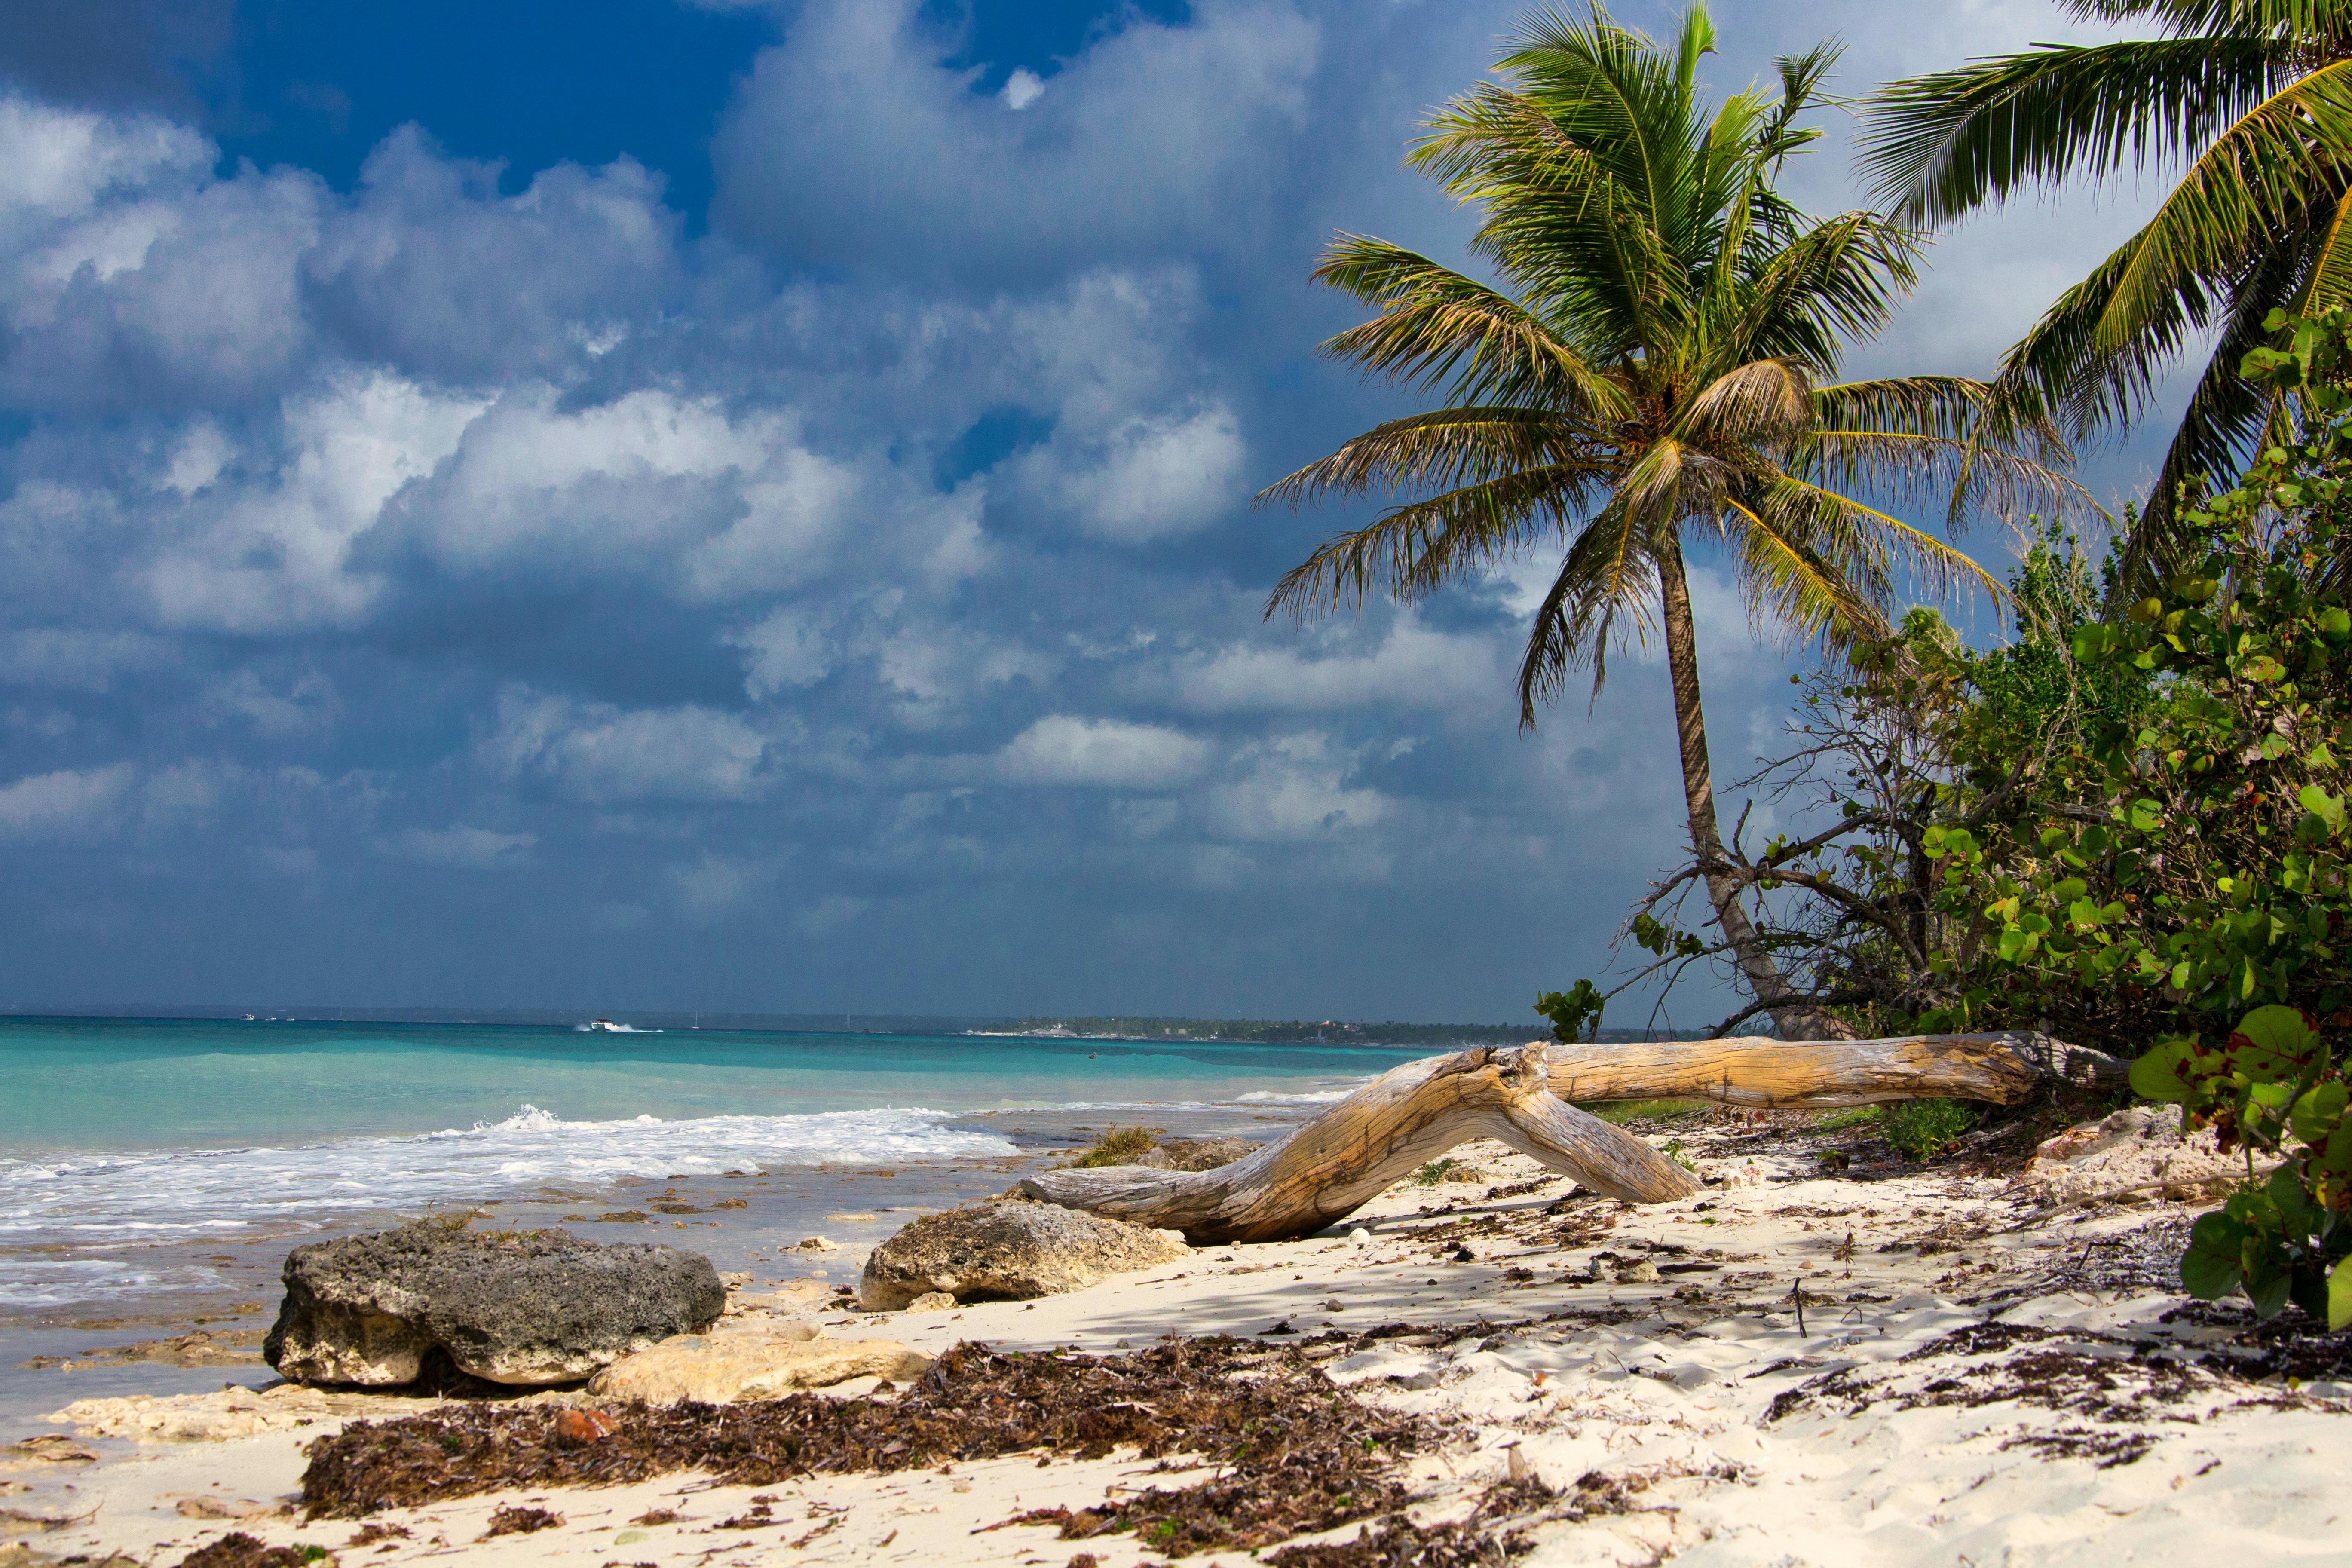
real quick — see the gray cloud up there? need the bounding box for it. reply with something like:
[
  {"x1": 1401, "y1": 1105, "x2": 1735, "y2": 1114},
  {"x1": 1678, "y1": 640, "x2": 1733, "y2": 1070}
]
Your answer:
[{"x1": 0, "y1": 1, "x2": 2205, "y2": 1021}]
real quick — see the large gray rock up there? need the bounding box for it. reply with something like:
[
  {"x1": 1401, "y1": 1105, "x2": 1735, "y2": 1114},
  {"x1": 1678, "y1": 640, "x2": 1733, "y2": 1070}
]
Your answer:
[
  {"x1": 264, "y1": 1220, "x2": 724, "y2": 1387},
  {"x1": 856, "y1": 1199, "x2": 1188, "y2": 1310}
]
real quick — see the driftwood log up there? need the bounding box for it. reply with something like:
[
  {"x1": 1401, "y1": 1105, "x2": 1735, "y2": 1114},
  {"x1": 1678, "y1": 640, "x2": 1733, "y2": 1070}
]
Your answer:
[{"x1": 1017, "y1": 1032, "x2": 2129, "y2": 1244}]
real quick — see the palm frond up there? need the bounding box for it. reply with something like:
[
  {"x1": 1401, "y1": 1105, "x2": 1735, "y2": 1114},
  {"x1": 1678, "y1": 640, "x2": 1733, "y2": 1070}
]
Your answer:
[
  {"x1": 1264, "y1": 465, "x2": 1596, "y2": 622},
  {"x1": 1256, "y1": 407, "x2": 1600, "y2": 511},
  {"x1": 1859, "y1": 38, "x2": 2291, "y2": 225},
  {"x1": 1515, "y1": 499, "x2": 1660, "y2": 722},
  {"x1": 1310, "y1": 236, "x2": 1630, "y2": 415}
]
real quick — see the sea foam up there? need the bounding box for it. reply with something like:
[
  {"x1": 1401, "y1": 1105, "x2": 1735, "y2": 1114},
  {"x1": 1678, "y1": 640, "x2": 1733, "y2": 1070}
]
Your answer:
[{"x1": 0, "y1": 1104, "x2": 1017, "y2": 1281}]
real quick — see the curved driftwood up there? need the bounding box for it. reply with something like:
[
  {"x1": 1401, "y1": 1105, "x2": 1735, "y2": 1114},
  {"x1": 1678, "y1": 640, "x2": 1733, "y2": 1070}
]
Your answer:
[
  {"x1": 1018, "y1": 1032, "x2": 2129, "y2": 1244},
  {"x1": 1019, "y1": 1042, "x2": 1699, "y2": 1244},
  {"x1": 1546, "y1": 1030, "x2": 2128, "y2": 1109}
]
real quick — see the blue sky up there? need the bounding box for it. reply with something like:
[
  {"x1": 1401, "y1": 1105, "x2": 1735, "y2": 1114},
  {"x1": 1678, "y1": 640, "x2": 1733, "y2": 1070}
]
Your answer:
[{"x1": 0, "y1": 1, "x2": 2177, "y2": 1021}]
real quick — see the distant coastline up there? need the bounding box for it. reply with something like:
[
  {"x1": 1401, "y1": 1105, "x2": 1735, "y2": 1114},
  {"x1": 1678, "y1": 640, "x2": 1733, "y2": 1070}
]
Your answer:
[{"x1": 0, "y1": 1005, "x2": 1672, "y2": 1046}]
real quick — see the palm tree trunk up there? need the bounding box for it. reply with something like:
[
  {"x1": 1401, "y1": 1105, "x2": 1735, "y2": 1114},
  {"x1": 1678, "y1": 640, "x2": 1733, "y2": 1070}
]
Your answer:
[{"x1": 1657, "y1": 536, "x2": 1851, "y2": 1040}]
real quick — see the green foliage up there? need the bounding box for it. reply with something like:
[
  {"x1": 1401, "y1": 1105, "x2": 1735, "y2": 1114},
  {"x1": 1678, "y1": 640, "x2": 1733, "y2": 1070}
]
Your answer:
[
  {"x1": 1813, "y1": 1105, "x2": 1884, "y2": 1133},
  {"x1": 1919, "y1": 309, "x2": 2352, "y2": 1047},
  {"x1": 1068, "y1": 1127, "x2": 1163, "y2": 1169},
  {"x1": 1412, "y1": 1158, "x2": 1460, "y2": 1187},
  {"x1": 1881, "y1": 1098, "x2": 1979, "y2": 1161},
  {"x1": 2141, "y1": 1005, "x2": 2352, "y2": 1326},
  {"x1": 1534, "y1": 980, "x2": 1607, "y2": 1043}
]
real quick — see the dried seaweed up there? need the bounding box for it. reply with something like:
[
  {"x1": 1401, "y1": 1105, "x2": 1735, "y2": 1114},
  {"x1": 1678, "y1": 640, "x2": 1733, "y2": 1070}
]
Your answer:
[
  {"x1": 480, "y1": 1504, "x2": 560, "y2": 1537},
  {"x1": 1263, "y1": 1514, "x2": 1524, "y2": 1567},
  {"x1": 300, "y1": 1338, "x2": 1438, "y2": 1521},
  {"x1": 171, "y1": 1534, "x2": 327, "y2": 1568},
  {"x1": 1025, "y1": 1446, "x2": 1410, "y2": 1555}
]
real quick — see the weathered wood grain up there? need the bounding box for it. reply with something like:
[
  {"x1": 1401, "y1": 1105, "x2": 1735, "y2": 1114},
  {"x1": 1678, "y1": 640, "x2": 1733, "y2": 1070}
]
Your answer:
[{"x1": 1544, "y1": 1031, "x2": 2127, "y2": 1109}]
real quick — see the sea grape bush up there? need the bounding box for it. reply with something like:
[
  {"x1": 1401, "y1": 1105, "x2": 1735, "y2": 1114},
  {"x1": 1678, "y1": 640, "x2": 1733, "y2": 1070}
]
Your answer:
[
  {"x1": 1920, "y1": 309, "x2": 2352, "y2": 1044},
  {"x1": 2132, "y1": 1005, "x2": 2352, "y2": 1326}
]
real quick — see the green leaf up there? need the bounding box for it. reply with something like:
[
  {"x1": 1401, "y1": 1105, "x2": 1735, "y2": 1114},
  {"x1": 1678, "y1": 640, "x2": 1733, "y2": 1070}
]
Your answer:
[
  {"x1": 2268, "y1": 1164, "x2": 2320, "y2": 1237},
  {"x1": 2228, "y1": 1005, "x2": 2325, "y2": 1081},
  {"x1": 2180, "y1": 1211, "x2": 2245, "y2": 1299},
  {"x1": 2128, "y1": 799, "x2": 2163, "y2": 833},
  {"x1": 2291, "y1": 1080, "x2": 2348, "y2": 1145},
  {"x1": 2298, "y1": 784, "x2": 2345, "y2": 835},
  {"x1": 2130, "y1": 1038, "x2": 2205, "y2": 1104},
  {"x1": 2331, "y1": 1257, "x2": 2352, "y2": 1332}
]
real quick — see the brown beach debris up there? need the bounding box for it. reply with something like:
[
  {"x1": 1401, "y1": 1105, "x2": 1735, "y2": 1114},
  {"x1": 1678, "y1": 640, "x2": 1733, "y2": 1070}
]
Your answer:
[
  {"x1": 300, "y1": 1338, "x2": 1435, "y2": 1519},
  {"x1": 170, "y1": 1536, "x2": 327, "y2": 1568},
  {"x1": 480, "y1": 1503, "x2": 561, "y2": 1537}
]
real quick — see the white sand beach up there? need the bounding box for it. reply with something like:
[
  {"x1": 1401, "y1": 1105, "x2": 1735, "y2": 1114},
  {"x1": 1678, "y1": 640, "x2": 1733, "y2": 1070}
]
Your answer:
[{"x1": 9, "y1": 1110, "x2": 2347, "y2": 1568}]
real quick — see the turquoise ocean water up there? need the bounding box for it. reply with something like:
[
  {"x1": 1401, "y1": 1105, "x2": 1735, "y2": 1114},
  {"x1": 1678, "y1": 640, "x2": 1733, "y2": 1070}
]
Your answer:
[{"x1": 0, "y1": 1017, "x2": 1427, "y2": 1314}]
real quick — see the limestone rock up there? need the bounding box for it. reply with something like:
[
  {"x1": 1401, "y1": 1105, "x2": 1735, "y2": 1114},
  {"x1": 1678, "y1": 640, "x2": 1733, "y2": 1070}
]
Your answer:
[
  {"x1": 46, "y1": 1383, "x2": 449, "y2": 1443},
  {"x1": 587, "y1": 1331, "x2": 931, "y2": 1403},
  {"x1": 903, "y1": 1290, "x2": 958, "y2": 1311},
  {"x1": 264, "y1": 1219, "x2": 724, "y2": 1387},
  {"x1": 2016, "y1": 1106, "x2": 2269, "y2": 1205},
  {"x1": 857, "y1": 1199, "x2": 1188, "y2": 1310},
  {"x1": 1155, "y1": 1136, "x2": 1257, "y2": 1172}
]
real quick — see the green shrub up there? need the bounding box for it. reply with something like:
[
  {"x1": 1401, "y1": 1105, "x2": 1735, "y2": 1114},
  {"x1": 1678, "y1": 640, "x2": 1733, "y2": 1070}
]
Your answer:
[
  {"x1": 1920, "y1": 309, "x2": 2352, "y2": 1049},
  {"x1": 1882, "y1": 1099, "x2": 1979, "y2": 1160},
  {"x1": 1067, "y1": 1126, "x2": 1163, "y2": 1168},
  {"x1": 1814, "y1": 1106, "x2": 1884, "y2": 1133},
  {"x1": 1412, "y1": 1158, "x2": 1459, "y2": 1187},
  {"x1": 2136, "y1": 1004, "x2": 2352, "y2": 1325}
]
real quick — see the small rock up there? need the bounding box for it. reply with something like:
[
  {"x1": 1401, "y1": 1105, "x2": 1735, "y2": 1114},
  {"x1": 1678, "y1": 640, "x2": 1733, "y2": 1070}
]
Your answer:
[
  {"x1": 554, "y1": 1407, "x2": 617, "y2": 1445},
  {"x1": 175, "y1": 1497, "x2": 276, "y2": 1520},
  {"x1": 0, "y1": 1437, "x2": 95, "y2": 1470},
  {"x1": 903, "y1": 1291, "x2": 958, "y2": 1312},
  {"x1": 719, "y1": 1271, "x2": 755, "y2": 1291},
  {"x1": 1614, "y1": 1259, "x2": 1660, "y2": 1283},
  {"x1": 796, "y1": 1236, "x2": 839, "y2": 1252},
  {"x1": 856, "y1": 1199, "x2": 1188, "y2": 1311},
  {"x1": 2018, "y1": 1105, "x2": 2270, "y2": 1204},
  {"x1": 587, "y1": 1332, "x2": 932, "y2": 1403},
  {"x1": 1348, "y1": 1228, "x2": 1372, "y2": 1245}
]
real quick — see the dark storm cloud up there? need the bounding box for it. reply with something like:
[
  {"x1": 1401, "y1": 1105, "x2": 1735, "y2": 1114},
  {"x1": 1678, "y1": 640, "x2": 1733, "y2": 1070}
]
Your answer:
[{"x1": 0, "y1": 0, "x2": 2177, "y2": 1020}]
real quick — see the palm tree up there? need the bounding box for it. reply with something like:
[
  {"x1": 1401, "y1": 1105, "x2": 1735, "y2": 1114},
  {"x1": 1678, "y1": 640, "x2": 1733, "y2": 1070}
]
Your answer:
[
  {"x1": 1861, "y1": 0, "x2": 2352, "y2": 587},
  {"x1": 1259, "y1": 3, "x2": 2079, "y2": 1039}
]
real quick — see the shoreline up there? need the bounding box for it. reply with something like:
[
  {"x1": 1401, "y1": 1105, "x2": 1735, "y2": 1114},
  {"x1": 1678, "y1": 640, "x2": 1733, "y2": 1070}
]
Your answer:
[
  {"x1": 6, "y1": 1108, "x2": 2347, "y2": 1565},
  {"x1": 0, "y1": 1098, "x2": 1324, "y2": 1425}
]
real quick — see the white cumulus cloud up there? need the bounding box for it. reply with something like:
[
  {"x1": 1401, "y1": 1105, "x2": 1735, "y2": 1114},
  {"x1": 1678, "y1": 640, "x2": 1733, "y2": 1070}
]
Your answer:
[{"x1": 997, "y1": 715, "x2": 1210, "y2": 788}]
